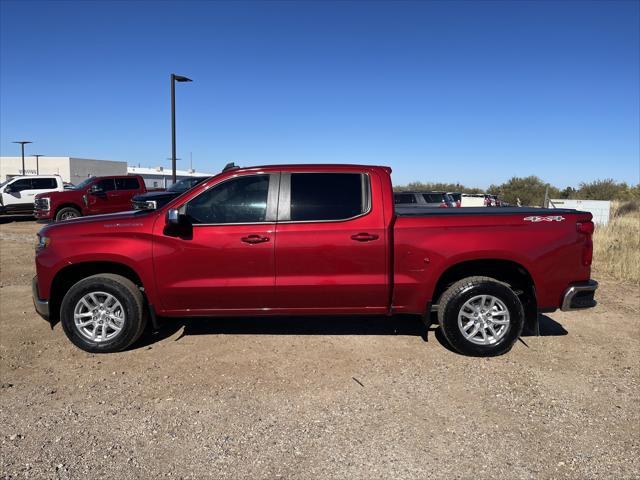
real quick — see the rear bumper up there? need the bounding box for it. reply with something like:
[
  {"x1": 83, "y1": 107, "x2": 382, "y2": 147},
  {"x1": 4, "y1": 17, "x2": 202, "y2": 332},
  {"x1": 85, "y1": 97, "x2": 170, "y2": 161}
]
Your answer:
[
  {"x1": 561, "y1": 280, "x2": 598, "y2": 311},
  {"x1": 32, "y1": 276, "x2": 50, "y2": 320}
]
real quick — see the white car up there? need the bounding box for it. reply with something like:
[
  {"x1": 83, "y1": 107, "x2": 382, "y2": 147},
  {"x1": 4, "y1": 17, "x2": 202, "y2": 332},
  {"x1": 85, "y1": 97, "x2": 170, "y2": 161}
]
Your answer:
[{"x1": 0, "y1": 175, "x2": 65, "y2": 215}]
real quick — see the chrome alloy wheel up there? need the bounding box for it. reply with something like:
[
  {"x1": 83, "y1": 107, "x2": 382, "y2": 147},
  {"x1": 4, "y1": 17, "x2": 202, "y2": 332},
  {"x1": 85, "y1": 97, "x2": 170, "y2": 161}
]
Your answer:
[
  {"x1": 73, "y1": 292, "x2": 125, "y2": 343},
  {"x1": 60, "y1": 211, "x2": 78, "y2": 220},
  {"x1": 457, "y1": 294, "x2": 510, "y2": 345}
]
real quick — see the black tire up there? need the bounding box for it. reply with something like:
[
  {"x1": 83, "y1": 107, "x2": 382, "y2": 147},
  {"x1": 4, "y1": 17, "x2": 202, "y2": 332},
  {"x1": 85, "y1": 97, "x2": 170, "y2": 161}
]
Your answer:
[
  {"x1": 59, "y1": 274, "x2": 147, "y2": 353},
  {"x1": 437, "y1": 276, "x2": 524, "y2": 357},
  {"x1": 55, "y1": 207, "x2": 81, "y2": 221}
]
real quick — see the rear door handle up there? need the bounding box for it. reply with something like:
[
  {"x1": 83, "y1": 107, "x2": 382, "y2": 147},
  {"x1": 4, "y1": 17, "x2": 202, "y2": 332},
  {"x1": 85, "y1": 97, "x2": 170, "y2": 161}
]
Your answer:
[
  {"x1": 241, "y1": 234, "x2": 270, "y2": 244},
  {"x1": 350, "y1": 232, "x2": 379, "y2": 242}
]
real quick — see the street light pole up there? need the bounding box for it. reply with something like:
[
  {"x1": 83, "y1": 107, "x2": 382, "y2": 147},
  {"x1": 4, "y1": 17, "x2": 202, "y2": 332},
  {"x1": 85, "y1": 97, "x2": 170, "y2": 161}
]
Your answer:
[
  {"x1": 170, "y1": 73, "x2": 192, "y2": 184},
  {"x1": 13, "y1": 141, "x2": 32, "y2": 175},
  {"x1": 33, "y1": 154, "x2": 44, "y2": 175}
]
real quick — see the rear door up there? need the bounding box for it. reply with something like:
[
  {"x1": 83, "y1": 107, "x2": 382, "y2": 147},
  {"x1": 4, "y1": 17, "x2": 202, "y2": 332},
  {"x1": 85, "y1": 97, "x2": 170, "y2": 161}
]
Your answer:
[
  {"x1": 274, "y1": 171, "x2": 388, "y2": 313},
  {"x1": 115, "y1": 177, "x2": 142, "y2": 211}
]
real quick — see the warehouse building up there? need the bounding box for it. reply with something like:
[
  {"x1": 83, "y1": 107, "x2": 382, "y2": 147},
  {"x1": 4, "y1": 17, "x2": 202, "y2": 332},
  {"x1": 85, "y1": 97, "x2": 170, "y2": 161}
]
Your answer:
[{"x1": 0, "y1": 157, "x2": 212, "y2": 187}]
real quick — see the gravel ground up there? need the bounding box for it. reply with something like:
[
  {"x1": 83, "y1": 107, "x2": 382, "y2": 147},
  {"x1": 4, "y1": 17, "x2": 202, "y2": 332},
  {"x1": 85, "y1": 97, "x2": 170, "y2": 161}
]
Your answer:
[{"x1": 1, "y1": 218, "x2": 639, "y2": 479}]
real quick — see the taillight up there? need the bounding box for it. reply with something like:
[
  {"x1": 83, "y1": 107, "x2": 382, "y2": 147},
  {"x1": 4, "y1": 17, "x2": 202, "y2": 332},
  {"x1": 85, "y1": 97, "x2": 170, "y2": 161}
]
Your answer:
[
  {"x1": 577, "y1": 221, "x2": 594, "y2": 266},
  {"x1": 577, "y1": 222, "x2": 595, "y2": 235}
]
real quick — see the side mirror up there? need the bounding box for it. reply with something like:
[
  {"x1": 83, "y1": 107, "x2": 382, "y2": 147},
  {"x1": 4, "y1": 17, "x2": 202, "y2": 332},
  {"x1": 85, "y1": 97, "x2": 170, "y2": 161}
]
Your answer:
[
  {"x1": 166, "y1": 208, "x2": 180, "y2": 225},
  {"x1": 4, "y1": 185, "x2": 13, "y2": 193},
  {"x1": 90, "y1": 185, "x2": 104, "y2": 195}
]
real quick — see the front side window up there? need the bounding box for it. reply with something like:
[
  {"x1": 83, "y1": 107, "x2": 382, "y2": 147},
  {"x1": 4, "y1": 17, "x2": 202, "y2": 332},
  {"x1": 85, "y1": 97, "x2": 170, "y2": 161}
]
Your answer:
[
  {"x1": 394, "y1": 193, "x2": 416, "y2": 204},
  {"x1": 95, "y1": 179, "x2": 116, "y2": 192},
  {"x1": 31, "y1": 178, "x2": 57, "y2": 189},
  {"x1": 8, "y1": 179, "x2": 32, "y2": 192},
  {"x1": 290, "y1": 173, "x2": 367, "y2": 221},
  {"x1": 115, "y1": 177, "x2": 140, "y2": 190},
  {"x1": 185, "y1": 175, "x2": 269, "y2": 224}
]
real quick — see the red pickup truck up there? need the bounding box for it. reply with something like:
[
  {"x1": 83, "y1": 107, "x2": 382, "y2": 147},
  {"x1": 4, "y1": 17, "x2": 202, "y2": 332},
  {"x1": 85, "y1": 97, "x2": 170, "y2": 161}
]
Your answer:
[
  {"x1": 34, "y1": 175, "x2": 147, "y2": 221},
  {"x1": 32, "y1": 164, "x2": 597, "y2": 356}
]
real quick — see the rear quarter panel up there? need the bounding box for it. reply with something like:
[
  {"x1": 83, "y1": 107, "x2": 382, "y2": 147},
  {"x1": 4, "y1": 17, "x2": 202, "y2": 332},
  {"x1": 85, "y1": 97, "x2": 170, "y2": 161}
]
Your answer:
[{"x1": 393, "y1": 212, "x2": 592, "y2": 313}]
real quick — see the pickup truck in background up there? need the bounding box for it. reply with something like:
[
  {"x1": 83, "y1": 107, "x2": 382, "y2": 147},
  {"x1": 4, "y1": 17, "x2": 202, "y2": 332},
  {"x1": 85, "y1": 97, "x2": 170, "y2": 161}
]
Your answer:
[
  {"x1": 34, "y1": 175, "x2": 147, "y2": 221},
  {"x1": 131, "y1": 176, "x2": 209, "y2": 210},
  {"x1": 32, "y1": 164, "x2": 597, "y2": 357},
  {"x1": 394, "y1": 191, "x2": 455, "y2": 209},
  {"x1": 0, "y1": 175, "x2": 64, "y2": 215}
]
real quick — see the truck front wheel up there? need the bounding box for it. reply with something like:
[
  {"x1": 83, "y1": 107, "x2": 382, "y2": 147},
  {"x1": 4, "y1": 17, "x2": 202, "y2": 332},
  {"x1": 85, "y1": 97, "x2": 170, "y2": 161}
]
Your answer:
[
  {"x1": 59, "y1": 274, "x2": 147, "y2": 353},
  {"x1": 437, "y1": 276, "x2": 524, "y2": 356},
  {"x1": 55, "y1": 207, "x2": 81, "y2": 221}
]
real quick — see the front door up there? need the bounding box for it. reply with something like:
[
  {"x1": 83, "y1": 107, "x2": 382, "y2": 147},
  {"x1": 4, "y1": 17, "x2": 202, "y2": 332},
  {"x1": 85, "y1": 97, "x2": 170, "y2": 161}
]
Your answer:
[
  {"x1": 274, "y1": 171, "x2": 389, "y2": 313},
  {"x1": 2, "y1": 178, "x2": 34, "y2": 211},
  {"x1": 153, "y1": 173, "x2": 279, "y2": 314},
  {"x1": 86, "y1": 178, "x2": 118, "y2": 214}
]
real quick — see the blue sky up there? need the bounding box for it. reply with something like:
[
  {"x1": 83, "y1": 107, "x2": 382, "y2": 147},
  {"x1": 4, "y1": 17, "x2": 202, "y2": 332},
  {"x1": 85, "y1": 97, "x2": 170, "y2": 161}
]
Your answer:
[{"x1": 1, "y1": 0, "x2": 638, "y2": 187}]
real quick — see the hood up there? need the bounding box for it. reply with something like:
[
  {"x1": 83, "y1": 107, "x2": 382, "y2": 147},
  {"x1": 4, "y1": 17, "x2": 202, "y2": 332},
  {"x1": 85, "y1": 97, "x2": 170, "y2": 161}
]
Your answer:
[
  {"x1": 35, "y1": 189, "x2": 81, "y2": 200},
  {"x1": 39, "y1": 210, "x2": 155, "y2": 235},
  {"x1": 132, "y1": 190, "x2": 179, "y2": 201}
]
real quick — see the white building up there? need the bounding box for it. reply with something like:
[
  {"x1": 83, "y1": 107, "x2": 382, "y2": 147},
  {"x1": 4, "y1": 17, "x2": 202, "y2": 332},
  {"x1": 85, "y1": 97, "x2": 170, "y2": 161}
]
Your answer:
[
  {"x1": 0, "y1": 157, "x2": 213, "y2": 187},
  {"x1": 127, "y1": 166, "x2": 213, "y2": 189},
  {"x1": 1, "y1": 156, "x2": 127, "y2": 185}
]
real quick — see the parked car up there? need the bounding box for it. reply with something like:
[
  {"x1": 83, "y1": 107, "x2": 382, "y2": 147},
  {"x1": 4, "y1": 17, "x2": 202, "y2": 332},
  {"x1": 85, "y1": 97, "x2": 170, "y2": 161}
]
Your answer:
[
  {"x1": 447, "y1": 192, "x2": 462, "y2": 207},
  {"x1": 394, "y1": 191, "x2": 453, "y2": 208},
  {"x1": 131, "y1": 176, "x2": 209, "y2": 210},
  {"x1": 34, "y1": 175, "x2": 147, "y2": 222},
  {"x1": 0, "y1": 175, "x2": 64, "y2": 215},
  {"x1": 32, "y1": 164, "x2": 597, "y2": 357}
]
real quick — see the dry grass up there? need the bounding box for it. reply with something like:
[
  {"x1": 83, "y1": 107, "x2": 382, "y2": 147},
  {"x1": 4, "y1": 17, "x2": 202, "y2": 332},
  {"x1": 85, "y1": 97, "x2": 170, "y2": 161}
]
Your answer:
[{"x1": 592, "y1": 201, "x2": 640, "y2": 285}]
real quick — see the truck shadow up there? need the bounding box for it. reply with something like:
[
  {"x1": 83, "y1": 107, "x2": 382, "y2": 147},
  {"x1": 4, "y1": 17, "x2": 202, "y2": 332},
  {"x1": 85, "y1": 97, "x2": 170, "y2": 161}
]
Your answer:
[
  {"x1": 134, "y1": 313, "x2": 567, "y2": 351},
  {"x1": 0, "y1": 214, "x2": 35, "y2": 224}
]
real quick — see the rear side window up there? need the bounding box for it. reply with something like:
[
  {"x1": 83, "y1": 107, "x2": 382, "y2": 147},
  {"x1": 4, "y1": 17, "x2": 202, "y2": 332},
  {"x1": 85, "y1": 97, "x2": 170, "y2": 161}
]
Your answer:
[
  {"x1": 186, "y1": 175, "x2": 269, "y2": 224},
  {"x1": 290, "y1": 173, "x2": 368, "y2": 221},
  {"x1": 95, "y1": 178, "x2": 116, "y2": 192},
  {"x1": 31, "y1": 178, "x2": 57, "y2": 189},
  {"x1": 422, "y1": 193, "x2": 444, "y2": 204},
  {"x1": 394, "y1": 193, "x2": 416, "y2": 204},
  {"x1": 116, "y1": 177, "x2": 140, "y2": 190}
]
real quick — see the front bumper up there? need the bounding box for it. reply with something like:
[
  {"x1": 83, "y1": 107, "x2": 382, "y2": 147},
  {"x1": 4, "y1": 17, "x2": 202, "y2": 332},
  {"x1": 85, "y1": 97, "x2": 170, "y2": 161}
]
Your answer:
[
  {"x1": 32, "y1": 276, "x2": 50, "y2": 320},
  {"x1": 561, "y1": 280, "x2": 598, "y2": 311}
]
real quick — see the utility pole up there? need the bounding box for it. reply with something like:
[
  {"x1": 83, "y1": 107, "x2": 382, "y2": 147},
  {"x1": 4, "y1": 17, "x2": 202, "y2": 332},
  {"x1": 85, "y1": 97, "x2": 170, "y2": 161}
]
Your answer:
[
  {"x1": 170, "y1": 74, "x2": 193, "y2": 184},
  {"x1": 33, "y1": 154, "x2": 44, "y2": 175},
  {"x1": 12, "y1": 141, "x2": 32, "y2": 175}
]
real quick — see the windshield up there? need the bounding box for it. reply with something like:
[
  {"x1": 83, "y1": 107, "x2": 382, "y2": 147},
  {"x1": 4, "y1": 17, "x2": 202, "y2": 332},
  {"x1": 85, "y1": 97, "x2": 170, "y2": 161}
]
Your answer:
[
  {"x1": 167, "y1": 177, "x2": 207, "y2": 193},
  {"x1": 71, "y1": 177, "x2": 95, "y2": 190},
  {"x1": 0, "y1": 180, "x2": 9, "y2": 188}
]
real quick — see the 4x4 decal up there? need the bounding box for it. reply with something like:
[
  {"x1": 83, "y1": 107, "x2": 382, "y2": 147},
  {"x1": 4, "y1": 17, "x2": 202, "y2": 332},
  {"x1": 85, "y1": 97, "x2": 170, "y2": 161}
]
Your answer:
[{"x1": 523, "y1": 215, "x2": 565, "y2": 222}]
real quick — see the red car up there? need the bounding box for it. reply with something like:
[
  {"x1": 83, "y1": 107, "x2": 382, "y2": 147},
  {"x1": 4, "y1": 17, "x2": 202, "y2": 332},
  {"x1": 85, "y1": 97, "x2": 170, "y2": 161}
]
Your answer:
[
  {"x1": 34, "y1": 175, "x2": 147, "y2": 221},
  {"x1": 32, "y1": 164, "x2": 597, "y2": 356}
]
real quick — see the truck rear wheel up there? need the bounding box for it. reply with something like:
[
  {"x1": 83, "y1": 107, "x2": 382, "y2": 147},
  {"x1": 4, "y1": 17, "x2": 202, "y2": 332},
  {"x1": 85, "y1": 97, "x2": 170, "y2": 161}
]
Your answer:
[
  {"x1": 59, "y1": 274, "x2": 147, "y2": 353},
  {"x1": 56, "y1": 207, "x2": 81, "y2": 221},
  {"x1": 437, "y1": 276, "x2": 524, "y2": 356}
]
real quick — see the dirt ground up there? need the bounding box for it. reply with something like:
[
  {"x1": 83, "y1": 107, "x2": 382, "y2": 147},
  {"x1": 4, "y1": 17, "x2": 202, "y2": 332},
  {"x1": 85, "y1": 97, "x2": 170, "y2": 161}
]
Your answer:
[{"x1": 1, "y1": 217, "x2": 638, "y2": 480}]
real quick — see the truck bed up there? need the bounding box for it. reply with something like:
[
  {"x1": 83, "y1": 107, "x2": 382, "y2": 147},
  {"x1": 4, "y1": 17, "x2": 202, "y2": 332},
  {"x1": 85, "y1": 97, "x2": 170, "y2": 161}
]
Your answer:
[{"x1": 395, "y1": 206, "x2": 580, "y2": 216}]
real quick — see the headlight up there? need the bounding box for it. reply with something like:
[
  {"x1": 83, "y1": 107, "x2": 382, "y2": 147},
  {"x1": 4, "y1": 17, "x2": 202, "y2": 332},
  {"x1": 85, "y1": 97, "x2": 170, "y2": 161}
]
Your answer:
[{"x1": 36, "y1": 234, "x2": 51, "y2": 252}]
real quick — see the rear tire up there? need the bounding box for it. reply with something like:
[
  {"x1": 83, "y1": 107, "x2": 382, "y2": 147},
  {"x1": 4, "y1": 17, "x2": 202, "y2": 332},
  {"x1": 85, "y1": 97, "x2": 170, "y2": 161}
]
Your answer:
[
  {"x1": 437, "y1": 276, "x2": 524, "y2": 357},
  {"x1": 55, "y1": 207, "x2": 81, "y2": 221},
  {"x1": 60, "y1": 274, "x2": 147, "y2": 353}
]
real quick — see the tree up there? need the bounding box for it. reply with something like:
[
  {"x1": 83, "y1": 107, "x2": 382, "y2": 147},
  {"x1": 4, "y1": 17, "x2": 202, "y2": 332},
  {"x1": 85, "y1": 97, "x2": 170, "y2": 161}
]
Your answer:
[
  {"x1": 488, "y1": 176, "x2": 560, "y2": 206},
  {"x1": 575, "y1": 179, "x2": 633, "y2": 201}
]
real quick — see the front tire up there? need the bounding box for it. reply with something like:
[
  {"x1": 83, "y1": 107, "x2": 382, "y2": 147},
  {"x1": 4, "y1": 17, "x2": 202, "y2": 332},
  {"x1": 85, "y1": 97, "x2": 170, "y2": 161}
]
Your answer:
[
  {"x1": 437, "y1": 276, "x2": 524, "y2": 357},
  {"x1": 55, "y1": 207, "x2": 81, "y2": 221},
  {"x1": 60, "y1": 274, "x2": 147, "y2": 353}
]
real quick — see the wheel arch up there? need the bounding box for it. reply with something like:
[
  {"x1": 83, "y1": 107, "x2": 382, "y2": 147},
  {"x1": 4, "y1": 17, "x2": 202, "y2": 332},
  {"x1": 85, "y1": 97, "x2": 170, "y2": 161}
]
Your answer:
[
  {"x1": 49, "y1": 261, "x2": 144, "y2": 321},
  {"x1": 431, "y1": 258, "x2": 538, "y2": 334}
]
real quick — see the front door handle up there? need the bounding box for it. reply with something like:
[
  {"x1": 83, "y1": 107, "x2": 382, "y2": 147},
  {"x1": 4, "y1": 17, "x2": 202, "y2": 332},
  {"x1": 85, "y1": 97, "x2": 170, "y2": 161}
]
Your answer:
[
  {"x1": 241, "y1": 234, "x2": 270, "y2": 244},
  {"x1": 350, "y1": 232, "x2": 379, "y2": 242}
]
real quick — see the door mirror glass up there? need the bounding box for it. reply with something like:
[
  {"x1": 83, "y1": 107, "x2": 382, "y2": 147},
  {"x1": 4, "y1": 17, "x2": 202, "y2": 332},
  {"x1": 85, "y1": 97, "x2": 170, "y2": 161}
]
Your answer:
[
  {"x1": 166, "y1": 208, "x2": 180, "y2": 225},
  {"x1": 90, "y1": 184, "x2": 104, "y2": 195},
  {"x1": 4, "y1": 185, "x2": 13, "y2": 193}
]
